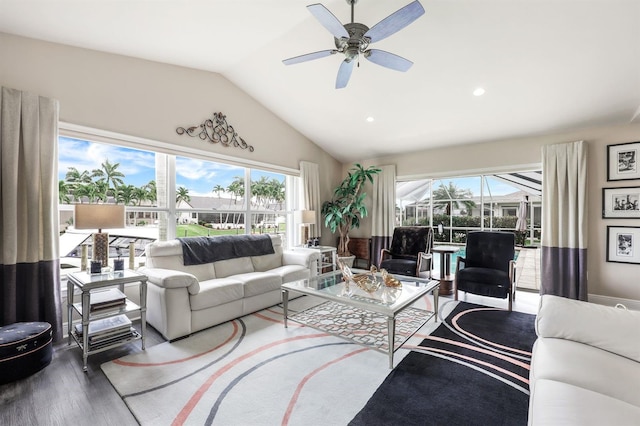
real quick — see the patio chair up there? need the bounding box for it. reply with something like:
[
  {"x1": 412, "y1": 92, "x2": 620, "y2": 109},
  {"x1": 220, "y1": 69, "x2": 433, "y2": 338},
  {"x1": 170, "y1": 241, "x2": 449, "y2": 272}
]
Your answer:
[
  {"x1": 454, "y1": 231, "x2": 516, "y2": 311},
  {"x1": 379, "y1": 226, "x2": 433, "y2": 278}
]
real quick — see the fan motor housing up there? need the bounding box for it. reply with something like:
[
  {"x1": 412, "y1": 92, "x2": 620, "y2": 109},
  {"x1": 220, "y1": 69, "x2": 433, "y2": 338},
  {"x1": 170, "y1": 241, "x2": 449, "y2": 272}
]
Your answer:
[{"x1": 335, "y1": 22, "x2": 370, "y2": 57}]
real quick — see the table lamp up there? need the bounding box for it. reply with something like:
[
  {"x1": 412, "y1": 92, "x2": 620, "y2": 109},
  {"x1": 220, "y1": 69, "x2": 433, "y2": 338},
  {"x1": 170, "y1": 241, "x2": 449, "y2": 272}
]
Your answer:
[
  {"x1": 295, "y1": 210, "x2": 315, "y2": 246},
  {"x1": 74, "y1": 204, "x2": 125, "y2": 271}
]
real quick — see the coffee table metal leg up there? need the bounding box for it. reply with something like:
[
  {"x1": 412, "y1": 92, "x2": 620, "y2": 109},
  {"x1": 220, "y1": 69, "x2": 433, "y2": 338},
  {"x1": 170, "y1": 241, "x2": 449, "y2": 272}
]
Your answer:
[
  {"x1": 387, "y1": 316, "x2": 395, "y2": 369},
  {"x1": 282, "y1": 289, "x2": 289, "y2": 328}
]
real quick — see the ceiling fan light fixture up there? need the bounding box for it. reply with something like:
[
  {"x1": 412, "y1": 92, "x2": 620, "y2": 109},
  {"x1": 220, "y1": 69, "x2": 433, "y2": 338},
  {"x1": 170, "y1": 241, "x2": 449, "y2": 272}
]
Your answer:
[{"x1": 283, "y1": 0, "x2": 425, "y2": 88}]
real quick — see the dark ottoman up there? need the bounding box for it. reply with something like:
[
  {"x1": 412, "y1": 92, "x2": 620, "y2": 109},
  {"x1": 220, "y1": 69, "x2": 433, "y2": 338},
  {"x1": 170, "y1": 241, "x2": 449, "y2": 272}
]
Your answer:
[{"x1": 0, "y1": 322, "x2": 53, "y2": 385}]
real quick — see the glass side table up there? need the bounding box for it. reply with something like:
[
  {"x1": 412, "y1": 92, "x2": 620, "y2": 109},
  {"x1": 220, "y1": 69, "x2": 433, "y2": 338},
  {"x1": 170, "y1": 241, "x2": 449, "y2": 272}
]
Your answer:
[
  {"x1": 66, "y1": 269, "x2": 147, "y2": 371},
  {"x1": 294, "y1": 245, "x2": 337, "y2": 276}
]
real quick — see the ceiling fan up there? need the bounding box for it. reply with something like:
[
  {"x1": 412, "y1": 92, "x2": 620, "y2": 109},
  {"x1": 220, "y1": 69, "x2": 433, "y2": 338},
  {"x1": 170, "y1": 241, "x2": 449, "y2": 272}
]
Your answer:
[{"x1": 283, "y1": 0, "x2": 425, "y2": 89}]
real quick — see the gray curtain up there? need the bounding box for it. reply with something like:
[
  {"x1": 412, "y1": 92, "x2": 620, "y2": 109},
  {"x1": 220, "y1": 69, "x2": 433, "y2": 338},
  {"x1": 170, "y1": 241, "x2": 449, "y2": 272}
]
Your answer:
[
  {"x1": 541, "y1": 140, "x2": 588, "y2": 300},
  {"x1": 300, "y1": 161, "x2": 321, "y2": 237},
  {"x1": 1, "y1": 87, "x2": 62, "y2": 340},
  {"x1": 371, "y1": 165, "x2": 396, "y2": 268}
]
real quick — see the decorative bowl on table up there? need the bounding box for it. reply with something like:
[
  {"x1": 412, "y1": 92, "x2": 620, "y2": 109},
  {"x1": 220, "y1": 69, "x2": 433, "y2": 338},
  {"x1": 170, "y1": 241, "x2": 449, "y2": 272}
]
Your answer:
[
  {"x1": 352, "y1": 273, "x2": 382, "y2": 294},
  {"x1": 337, "y1": 258, "x2": 354, "y2": 296},
  {"x1": 381, "y1": 286, "x2": 402, "y2": 304},
  {"x1": 381, "y1": 268, "x2": 402, "y2": 288}
]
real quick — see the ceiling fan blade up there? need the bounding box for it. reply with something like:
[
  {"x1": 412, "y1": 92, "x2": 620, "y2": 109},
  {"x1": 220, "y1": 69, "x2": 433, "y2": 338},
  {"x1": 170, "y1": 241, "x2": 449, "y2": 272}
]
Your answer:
[
  {"x1": 307, "y1": 4, "x2": 349, "y2": 39},
  {"x1": 335, "y1": 59, "x2": 355, "y2": 89},
  {"x1": 364, "y1": 49, "x2": 413, "y2": 72},
  {"x1": 364, "y1": 0, "x2": 425, "y2": 43},
  {"x1": 283, "y1": 49, "x2": 337, "y2": 65}
]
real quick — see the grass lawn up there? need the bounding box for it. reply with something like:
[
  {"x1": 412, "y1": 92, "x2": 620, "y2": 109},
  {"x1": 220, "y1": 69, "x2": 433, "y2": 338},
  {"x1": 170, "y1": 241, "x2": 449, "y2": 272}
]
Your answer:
[{"x1": 176, "y1": 224, "x2": 287, "y2": 238}]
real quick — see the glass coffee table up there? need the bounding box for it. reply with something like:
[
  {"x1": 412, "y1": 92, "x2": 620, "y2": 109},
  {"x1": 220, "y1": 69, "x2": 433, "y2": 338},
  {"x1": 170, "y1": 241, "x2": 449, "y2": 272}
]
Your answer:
[{"x1": 281, "y1": 270, "x2": 439, "y2": 368}]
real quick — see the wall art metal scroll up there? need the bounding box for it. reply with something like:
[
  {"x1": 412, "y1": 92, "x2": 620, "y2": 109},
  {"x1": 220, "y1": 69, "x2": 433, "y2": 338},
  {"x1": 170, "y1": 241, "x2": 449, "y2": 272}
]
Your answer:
[{"x1": 176, "y1": 112, "x2": 254, "y2": 152}]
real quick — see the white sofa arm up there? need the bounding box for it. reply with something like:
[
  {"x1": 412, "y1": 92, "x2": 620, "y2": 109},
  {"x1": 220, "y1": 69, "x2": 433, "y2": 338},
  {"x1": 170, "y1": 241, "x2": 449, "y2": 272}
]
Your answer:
[
  {"x1": 139, "y1": 267, "x2": 200, "y2": 295},
  {"x1": 283, "y1": 249, "x2": 320, "y2": 269},
  {"x1": 536, "y1": 294, "x2": 640, "y2": 362}
]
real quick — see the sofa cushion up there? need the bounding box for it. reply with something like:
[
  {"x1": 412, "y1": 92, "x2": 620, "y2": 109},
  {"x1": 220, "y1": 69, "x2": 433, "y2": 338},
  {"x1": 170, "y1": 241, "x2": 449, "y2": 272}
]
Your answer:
[
  {"x1": 536, "y1": 294, "x2": 640, "y2": 362},
  {"x1": 380, "y1": 258, "x2": 417, "y2": 276},
  {"x1": 231, "y1": 272, "x2": 282, "y2": 298},
  {"x1": 213, "y1": 256, "x2": 255, "y2": 278},
  {"x1": 190, "y1": 278, "x2": 244, "y2": 310},
  {"x1": 531, "y1": 338, "x2": 640, "y2": 408},
  {"x1": 267, "y1": 264, "x2": 309, "y2": 284},
  {"x1": 528, "y1": 379, "x2": 640, "y2": 425},
  {"x1": 251, "y1": 247, "x2": 283, "y2": 272}
]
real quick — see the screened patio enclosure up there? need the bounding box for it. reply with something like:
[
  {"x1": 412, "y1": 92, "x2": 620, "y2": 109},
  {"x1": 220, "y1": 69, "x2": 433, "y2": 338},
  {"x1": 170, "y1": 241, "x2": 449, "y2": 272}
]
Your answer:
[{"x1": 396, "y1": 171, "x2": 542, "y2": 246}]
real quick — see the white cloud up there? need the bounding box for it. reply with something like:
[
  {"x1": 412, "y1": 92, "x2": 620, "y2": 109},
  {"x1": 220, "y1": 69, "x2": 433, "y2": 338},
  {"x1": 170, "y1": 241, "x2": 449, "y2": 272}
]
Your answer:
[
  {"x1": 59, "y1": 137, "x2": 154, "y2": 183},
  {"x1": 175, "y1": 157, "x2": 242, "y2": 184}
]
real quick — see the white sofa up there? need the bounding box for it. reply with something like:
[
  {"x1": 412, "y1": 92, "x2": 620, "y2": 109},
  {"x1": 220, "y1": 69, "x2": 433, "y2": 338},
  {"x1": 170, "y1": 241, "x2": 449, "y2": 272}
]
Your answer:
[
  {"x1": 140, "y1": 234, "x2": 319, "y2": 340},
  {"x1": 528, "y1": 294, "x2": 640, "y2": 425}
]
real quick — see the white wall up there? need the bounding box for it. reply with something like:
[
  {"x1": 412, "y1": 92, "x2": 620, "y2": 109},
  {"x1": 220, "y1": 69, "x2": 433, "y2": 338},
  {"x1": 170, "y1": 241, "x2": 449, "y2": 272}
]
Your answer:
[
  {"x1": 0, "y1": 32, "x2": 342, "y2": 245},
  {"x1": 4, "y1": 33, "x2": 639, "y2": 303},
  {"x1": 358, "y1": 123, "x2": 640, "y2": 303}
]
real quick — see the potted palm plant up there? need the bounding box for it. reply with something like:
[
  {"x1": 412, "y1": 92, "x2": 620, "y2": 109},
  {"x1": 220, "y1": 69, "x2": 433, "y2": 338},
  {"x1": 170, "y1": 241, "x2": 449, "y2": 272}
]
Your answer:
[{"x1": 321, "y1": 163, "x2": 381, "y2": 259}]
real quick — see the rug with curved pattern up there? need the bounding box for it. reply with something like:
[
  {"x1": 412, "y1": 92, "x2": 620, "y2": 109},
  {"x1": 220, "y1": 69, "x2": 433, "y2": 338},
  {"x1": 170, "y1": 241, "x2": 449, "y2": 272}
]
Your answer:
[
  {"x1": 350, "y1": 301, "x2": 536, "y2": 426},
  {"x1": 100, "y1": 294, "x2": 439, "y2": 425}
]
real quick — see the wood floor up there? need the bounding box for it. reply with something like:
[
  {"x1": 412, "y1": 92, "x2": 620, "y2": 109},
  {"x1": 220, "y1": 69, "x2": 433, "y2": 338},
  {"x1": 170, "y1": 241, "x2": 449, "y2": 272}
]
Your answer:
[
  {"x1": 0, "y1": 324, "x2": 165, "y2": 426},
  {"x1": 0, "y1": 292, "x2": 539, "y2": 425}
]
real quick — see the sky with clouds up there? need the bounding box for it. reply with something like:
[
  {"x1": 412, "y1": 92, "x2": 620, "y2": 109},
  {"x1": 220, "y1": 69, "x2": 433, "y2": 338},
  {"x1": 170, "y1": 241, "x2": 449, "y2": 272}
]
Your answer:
[
  {"x1": 58, "y1": 137, "x2": 284, "y2": 196},
  {"x1": 59, "y1": 137, "x2": 523, "y2": 199}
]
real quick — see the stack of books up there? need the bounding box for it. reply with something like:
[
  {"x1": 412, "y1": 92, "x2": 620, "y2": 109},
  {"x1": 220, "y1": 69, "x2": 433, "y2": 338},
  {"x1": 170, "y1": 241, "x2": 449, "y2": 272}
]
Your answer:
[
  {"x1": 89, "y1": 288, "x2": 126, "y2": 312},
  {"x1": 75, "y1": 314, "x2": 135, "y2": 348}
]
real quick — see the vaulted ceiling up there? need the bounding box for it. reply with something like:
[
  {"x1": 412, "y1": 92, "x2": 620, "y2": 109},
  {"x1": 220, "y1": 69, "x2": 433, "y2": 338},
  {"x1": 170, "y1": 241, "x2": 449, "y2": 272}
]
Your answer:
[{"x1": 1, "y1": 0, "x2": 639, "y2": 163}]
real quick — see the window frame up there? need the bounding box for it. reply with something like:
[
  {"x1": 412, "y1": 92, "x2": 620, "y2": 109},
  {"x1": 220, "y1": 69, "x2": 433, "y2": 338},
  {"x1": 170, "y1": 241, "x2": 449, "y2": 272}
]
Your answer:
[
  {"x1": 397, "y1": 170, "x2": 542, "y2": 245},
  {"x1": 58, "y1": 122, "x2": 301, "y2": 252}
]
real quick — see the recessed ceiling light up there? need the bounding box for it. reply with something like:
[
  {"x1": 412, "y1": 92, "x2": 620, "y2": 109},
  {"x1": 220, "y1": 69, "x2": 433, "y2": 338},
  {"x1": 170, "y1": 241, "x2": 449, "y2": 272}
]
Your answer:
[
  {"x1": 366, "y1": 116, "x2": 375, "y2": 122},
  {"x1": 473, "y1": 88, "x2": 485, "y2": 97}
]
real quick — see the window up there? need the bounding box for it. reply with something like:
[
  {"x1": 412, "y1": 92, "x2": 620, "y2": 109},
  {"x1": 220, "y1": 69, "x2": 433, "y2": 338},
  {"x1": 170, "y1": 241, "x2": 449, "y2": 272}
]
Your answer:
[
  {"x1": 396, "y1": 172, "x2": 542, "y2": 245},
  {"x1": 59, "y1": 133, "x2": 295, "y2": 275}
]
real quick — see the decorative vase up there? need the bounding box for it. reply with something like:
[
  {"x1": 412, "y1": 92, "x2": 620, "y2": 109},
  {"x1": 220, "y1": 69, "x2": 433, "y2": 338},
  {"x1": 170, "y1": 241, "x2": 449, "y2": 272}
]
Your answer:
[
  {"x1": 114, "y1": 258, "x2": 124, "y2": 271},
  {"x1": 128, "y1": 242, "x2": 135, "y2": 270},
  {"x1": 337, "y1": 255, "x2": 356, "y2": 269},
  {"x1": 90, "y1": 260, "x2": 102, "y2": 274}
]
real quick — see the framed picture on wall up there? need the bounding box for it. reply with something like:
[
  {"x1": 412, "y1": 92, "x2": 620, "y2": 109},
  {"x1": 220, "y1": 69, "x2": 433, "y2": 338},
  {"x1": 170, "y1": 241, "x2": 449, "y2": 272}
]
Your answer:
[
  {"x1": 606, "y1": 226, "x2": 640, "y2": 264},
  {"x1": 602, "y1": 187, "x2": 640, "y2": 218},
  {"x1": 607, "y1": 141, "x2": 640, "y2": 181}
]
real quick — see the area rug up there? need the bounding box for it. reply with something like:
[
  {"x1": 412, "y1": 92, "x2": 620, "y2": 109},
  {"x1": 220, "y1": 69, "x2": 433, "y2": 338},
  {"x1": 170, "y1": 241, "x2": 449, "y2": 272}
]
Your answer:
[
  {"x1": 101, "y1": 294, "x2": 439, "y2": 425},
  {"x1": 350, "y1": 302, "x2": 536, "y2": 426}
]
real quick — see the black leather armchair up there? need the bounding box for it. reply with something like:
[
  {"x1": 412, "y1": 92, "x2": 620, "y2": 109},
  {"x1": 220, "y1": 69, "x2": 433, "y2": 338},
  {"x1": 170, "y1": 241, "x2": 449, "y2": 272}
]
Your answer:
[
  {"x1": 379, "y1": 226, "x2": 433, "y2": 278},
  {"x1": 454, "y1": 231, "x2": 516, "y2": 311}
]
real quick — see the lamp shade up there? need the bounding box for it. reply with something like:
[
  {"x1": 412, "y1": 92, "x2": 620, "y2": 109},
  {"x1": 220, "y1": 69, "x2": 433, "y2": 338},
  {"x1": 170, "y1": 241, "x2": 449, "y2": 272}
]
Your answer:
[
  {"x1": 295, "y1": 210, "x2": 316, "y2": 225},
  {"x1": 74, "y1": 204, "x2": 125, "y2": 231}
]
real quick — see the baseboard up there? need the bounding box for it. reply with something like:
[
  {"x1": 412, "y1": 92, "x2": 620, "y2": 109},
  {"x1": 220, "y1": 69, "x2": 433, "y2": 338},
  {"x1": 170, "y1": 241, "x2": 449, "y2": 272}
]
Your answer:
[{"x1": 588, "y1": 294, "x2": 640, "y2": 311}]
